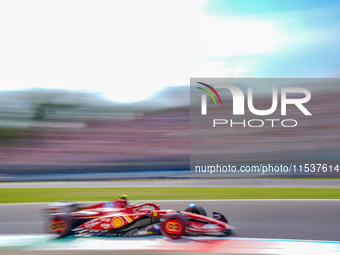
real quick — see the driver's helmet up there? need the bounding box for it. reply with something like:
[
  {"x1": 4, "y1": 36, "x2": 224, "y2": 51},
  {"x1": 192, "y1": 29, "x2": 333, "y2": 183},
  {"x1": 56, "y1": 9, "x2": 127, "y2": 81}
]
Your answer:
[
  {"x1": 184, "y1": 203, "x2": 207, "y2": 216},
  {"x1": 117, "y1": 194, "x2": 128, "y2": 207},
  {"x1": 103, "y1": 194, "x2": 128, "y2": 208},
  {"x1": 118, "y1": 194, "x2": 128, "y2": 200}
]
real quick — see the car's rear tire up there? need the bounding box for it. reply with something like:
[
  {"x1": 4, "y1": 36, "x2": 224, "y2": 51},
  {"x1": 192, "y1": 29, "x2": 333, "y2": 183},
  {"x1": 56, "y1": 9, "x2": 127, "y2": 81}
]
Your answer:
[
  {"x1": 46, "y1": 214, "x2": 72, "y2": 237},
  {"x1": 160, "y1": 213, "x2": 187, "y2": 239}
]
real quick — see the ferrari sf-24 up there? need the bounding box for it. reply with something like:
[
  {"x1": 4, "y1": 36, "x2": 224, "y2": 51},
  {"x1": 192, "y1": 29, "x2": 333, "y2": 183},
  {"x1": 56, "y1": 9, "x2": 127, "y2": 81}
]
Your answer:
[{"x1": 42, "y1": 195, "x2": 234, "y2": 239}]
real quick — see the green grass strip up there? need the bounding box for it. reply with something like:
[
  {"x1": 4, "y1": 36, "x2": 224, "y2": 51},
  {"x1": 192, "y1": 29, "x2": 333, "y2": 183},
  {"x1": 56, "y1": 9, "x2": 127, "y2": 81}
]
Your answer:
[{"x1": 1, "y1": 187, "x2": 340, "y2": 203}]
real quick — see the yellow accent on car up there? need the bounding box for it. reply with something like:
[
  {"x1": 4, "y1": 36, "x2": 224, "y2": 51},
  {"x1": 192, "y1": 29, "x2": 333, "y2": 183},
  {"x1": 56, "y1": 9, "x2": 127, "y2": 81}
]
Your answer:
[{"x1": 124, "y1": 215, "x2": 133, "y2": 222}]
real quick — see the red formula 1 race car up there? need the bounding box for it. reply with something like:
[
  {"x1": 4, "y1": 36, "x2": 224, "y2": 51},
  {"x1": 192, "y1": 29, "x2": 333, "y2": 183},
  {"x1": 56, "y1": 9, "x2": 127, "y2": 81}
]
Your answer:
[{"x1": 42, "y1": 195, "x2": 233, "y2": 239}]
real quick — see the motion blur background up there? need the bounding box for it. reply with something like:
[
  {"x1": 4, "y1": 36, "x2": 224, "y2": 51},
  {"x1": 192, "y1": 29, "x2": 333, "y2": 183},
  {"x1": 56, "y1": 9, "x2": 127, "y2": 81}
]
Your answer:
[{"x1": 0, "y1": 0, "x2": 340, "y2": 181}]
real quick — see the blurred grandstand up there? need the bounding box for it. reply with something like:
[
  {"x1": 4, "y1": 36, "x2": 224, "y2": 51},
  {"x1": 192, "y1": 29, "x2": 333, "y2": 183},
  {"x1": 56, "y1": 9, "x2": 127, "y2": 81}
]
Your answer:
[
  {"x1": 0, "y1": 87, "x2": 189, "y2": 179},
  {"x1": 191, "y1": 79, "x2": 340, "y2": 170},
  {"x1": 0, "y1": 81, "x2": 339, "y2": 180}
]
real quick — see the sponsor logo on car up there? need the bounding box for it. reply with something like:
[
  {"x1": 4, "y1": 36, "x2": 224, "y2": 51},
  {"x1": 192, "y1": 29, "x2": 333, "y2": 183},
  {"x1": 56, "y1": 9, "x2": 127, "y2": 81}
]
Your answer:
[
  {"x1": 101, "y1": 223, "x2": 111, "y2": 229},
  {"x1": 112, "y1": 217, "x2": 124, "y2": 228}
]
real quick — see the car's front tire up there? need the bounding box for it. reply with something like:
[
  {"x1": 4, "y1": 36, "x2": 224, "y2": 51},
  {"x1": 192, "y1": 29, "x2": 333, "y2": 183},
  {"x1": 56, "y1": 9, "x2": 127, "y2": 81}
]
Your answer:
[
  {"x1": 195, "y1": 205, "x2": 207, "y2": 216},
  {"x1": 160, "y1": 213, "x2": 187, "y2": 239}
]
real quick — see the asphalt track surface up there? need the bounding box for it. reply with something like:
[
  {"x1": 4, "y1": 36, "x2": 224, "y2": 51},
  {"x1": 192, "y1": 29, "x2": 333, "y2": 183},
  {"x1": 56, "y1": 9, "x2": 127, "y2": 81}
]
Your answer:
[
  {"x1": 1, "y1": 179, "x2": 340, "y2": 188},
  {"x1": 0, "y1": 200, "x2": 339, "y2": 241}
]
